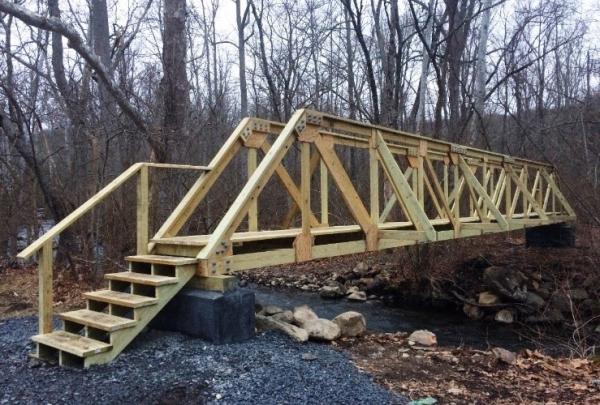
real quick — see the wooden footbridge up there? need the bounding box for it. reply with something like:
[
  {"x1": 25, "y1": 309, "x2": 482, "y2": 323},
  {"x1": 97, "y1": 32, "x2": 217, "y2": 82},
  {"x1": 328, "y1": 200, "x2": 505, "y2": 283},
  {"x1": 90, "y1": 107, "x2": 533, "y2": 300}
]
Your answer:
[{"x1": 17, "y1": 109, "x2": 575, "y2": 367}]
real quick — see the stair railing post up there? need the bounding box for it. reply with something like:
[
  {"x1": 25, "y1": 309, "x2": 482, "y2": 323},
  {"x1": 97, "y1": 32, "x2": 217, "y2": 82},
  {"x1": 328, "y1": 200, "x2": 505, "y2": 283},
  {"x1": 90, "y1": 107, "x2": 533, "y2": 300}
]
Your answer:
[
  {"x1": 38, "y1": 241, "x2": 53, "y2": 334},
  {"x1": 137, "y1": 164, "x2": 149, "y2": 255}
]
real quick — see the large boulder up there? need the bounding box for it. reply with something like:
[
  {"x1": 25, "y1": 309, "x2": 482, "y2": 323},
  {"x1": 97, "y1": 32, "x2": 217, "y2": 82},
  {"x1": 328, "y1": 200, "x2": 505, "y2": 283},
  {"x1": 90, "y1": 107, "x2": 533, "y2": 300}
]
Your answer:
[
  {"x1": 293, "y1": 305, "x2": 319, "y2": 326},
  {"x1": 255, "y1": 314, "x2": 308, "y2": 342},
  {"x1": 483, "y1": 266, "x2": 527, "y2": 302},
  {"x1": 333, "y1": 311, "x2": 367, "y2": 337},
  {"x1": 568, "y1": 289, "x2": 589, "y2": 301},
  {"x1": 347, "y1": 291, "x2": 367, "y2": 302},
  {"x1": 271, "y1": 310, "x2": 294, "y2": 324},
  {"x1": 525, "y1": 292, "x2": 545, "y2": 308},
  {"x1": 303, "y1": 318, "x2": 341, "y2": 341},
  {"x1": 319, "y1": 284, "x2": 345, "y2": 299},
  {"x1": 260, "y1": 305, "x2": 284, "y2": 316},
  {"x1": 408, "y1": 330, "x2": 437, "y2": 346}
]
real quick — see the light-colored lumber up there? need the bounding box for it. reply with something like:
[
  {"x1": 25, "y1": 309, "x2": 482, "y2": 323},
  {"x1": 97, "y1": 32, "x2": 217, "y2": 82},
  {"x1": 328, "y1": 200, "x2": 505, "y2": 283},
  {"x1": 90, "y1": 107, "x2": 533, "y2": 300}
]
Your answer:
[
  {"x1": 60, "y1": 309, "x2": 136, "y2": 332},
  {"x1": 38, "y1": 241, "x2": 53, "y2": 334},
  {"x1": 18, "y1": 163, "x2": 143, "y2": 259},
  {"x1": 105, "y1": 272, "x2": 178, "y2": 286},
  {"x1": 84, "y1": 290, "x2": 158, "y2": 308},
  {"x1": 136, "y1": 164, "x2": 149, "y2": 255},
  {"x1": 125, "y1": 254, "x2": 197, "y2": 266},
  {"x1": 32, "y1": 331, "x2": 111, "y2": 357},
  {"x1": 375, "y1": 131, "x2": 436, "y2": 241}
]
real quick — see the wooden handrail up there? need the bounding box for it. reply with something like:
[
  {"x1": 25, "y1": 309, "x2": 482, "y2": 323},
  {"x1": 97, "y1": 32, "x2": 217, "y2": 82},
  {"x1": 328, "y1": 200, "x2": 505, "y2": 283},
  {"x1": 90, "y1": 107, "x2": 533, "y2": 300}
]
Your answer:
[
  {"x1": 18, "y1": 162, "x2": 211, "y2": 260},
  {"x1": 18, "y1": 163, "x2": 144, "y2": 260}
]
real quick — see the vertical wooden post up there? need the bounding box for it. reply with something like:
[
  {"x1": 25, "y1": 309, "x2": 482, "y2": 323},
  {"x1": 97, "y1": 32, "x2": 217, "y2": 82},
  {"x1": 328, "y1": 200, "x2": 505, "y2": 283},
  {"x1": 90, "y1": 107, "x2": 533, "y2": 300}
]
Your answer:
[
  {"x1": 301, "y1": 142, "x2": 311, "y2": 233},
  {"x1": 320, "y1": 160, "x2": 328, "y2": 225},
  {"x1": 369, "y1": 130, "x2": 380, "y2": 223},
  {"x1": 294, "y1": 141, "x2": 313, "y2": 261},
  {"x1": 417, "y1": 141, "x2": 426, "y2": 208},
  {"x1": 443, "y1": 163, "x2": 449, "y2": 204},
  {"x1": 522, "y1": 166, "x2": 529, "y2": 218},
  {"x1": 136, "y1": 165, "x2": 149, "y2": 255},
  {"x1": 247, "y1": 148, "x2": 258, "y2": 231},
  {"x1": 39, "y1": 241, "x2": 53, "y2": 334},
  {"x1": 505, "y1": 168, "x2": 512, "y2": 220},
  {"x1": 453, "y1": 164, "x2": 460, "y2": 218}
]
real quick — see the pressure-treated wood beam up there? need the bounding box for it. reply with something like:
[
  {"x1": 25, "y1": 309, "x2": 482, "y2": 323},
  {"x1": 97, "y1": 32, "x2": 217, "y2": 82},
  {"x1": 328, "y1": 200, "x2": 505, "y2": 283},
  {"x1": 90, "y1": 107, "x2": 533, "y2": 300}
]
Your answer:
[
  {"x1": 506, "y1": 166, "x2": 548, "y2": 220},
  {"x1": 136, "y1": 165, "x2": 149, "y2": 255},
  {"x1": 540, "y1": 170, "x2": 575, "y2": 217},
  {"x1": 375, "y1": 131, "x2": 436, "y2": 241},
  {"x1": 458, "y1": 156, "x2": 509, "y2": 230},
  {"x1": 197, "y1": 110, "x2": 306, "y2": 260},
  {"x1": 313, "y1": 133, "x2": 378, "y2": 250}
]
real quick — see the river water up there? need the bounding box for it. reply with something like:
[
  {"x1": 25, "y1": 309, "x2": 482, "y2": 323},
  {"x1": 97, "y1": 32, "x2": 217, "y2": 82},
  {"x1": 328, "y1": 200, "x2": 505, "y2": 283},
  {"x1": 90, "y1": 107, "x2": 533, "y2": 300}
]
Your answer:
[{"x1": 252, "y1": 285, "x2": 529, "y2": 351}]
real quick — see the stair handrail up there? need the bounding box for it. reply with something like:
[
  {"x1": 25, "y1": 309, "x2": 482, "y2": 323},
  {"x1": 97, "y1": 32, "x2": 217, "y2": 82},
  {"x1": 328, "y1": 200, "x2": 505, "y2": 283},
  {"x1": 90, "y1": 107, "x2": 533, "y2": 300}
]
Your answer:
[{"x1": 17, "y1": 161, "x2": 210, "y2": 334}]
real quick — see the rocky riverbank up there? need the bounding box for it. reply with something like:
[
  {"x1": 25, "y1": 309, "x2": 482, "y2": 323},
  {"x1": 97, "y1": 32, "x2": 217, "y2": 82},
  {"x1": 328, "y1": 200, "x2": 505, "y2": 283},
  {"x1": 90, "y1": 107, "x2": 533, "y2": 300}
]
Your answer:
[{"x1": 240, "y1": 228, "x2": 600, "y2": 351}]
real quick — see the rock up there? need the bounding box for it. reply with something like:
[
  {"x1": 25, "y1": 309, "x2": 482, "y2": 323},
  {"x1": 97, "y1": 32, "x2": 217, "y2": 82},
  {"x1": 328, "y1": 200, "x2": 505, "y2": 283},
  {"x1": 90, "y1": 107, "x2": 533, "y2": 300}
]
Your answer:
[
  {"x1": 491, "y1": 347, "x2": 516, "y2": 364},
  {"x1": 353, "y1": 262, "x2": 368, "y2": 274},
  {"x1": 319, "y1": 285, "x2": 345, "y2": 299},
  {"x1": 581, "y1": 299, "x2": 600, "y2": 314},
  {"x1": 494, "y1": 309, "x2": 514, "y2": 324},
  {"x1": 333, "y1": 311, "x2": 367, "y2": 337},
  {"x1": 302, "y1": 353, "x2": 318, "y2": 361},
  {"x1": 347, "y1": 291, "x2": 367, "y2": 302},
  {"x1": 293, "y1": 305, "x2": 319, "y2": 326},
  {"x1": 524, "y1": 292, "x2": 545, "y2": 309},
  {"x1": 568, "y1": 288, "x2": 589, "y2": 301},
  {"x1": 549, "y1": 293, "x2": 571, "y2": 313},
  {"x1": 303, "y1": 318, "x2": 341, "y2": 341},
  {"x1": 408, "y1": 330, "x2": 437, "y2": 346},
  {"x1": 478, "y1": 291, "x2": 500, "y2": 305},
  {"x1": 271, "y1": 310, "x2": 294, "y2": 324},
  {"x1": 463, "y1": 303, "x2": 483, "y2": 320},
  {"x1": 346, "y1": 286, "x2": 360, "y2": 294},
  {"x1": 255, "y1": 314, "x2": 308, "y2": 343},
  {"x1": 261, "y1": 305, "x2": 284, "y2": 316},
  {"x1": 524, "y1": 308, "x2": 564, "y2": 324},
  {"x1": 483, "y1": 266, "x2": 527, "y2": 302}
]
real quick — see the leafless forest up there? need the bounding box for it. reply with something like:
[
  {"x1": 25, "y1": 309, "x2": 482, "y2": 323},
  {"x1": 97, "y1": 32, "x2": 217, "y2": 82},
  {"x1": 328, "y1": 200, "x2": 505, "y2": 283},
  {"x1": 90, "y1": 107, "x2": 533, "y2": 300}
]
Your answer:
[{"x1": 0, "y1": 0, "x2": 598, "y2": 269}]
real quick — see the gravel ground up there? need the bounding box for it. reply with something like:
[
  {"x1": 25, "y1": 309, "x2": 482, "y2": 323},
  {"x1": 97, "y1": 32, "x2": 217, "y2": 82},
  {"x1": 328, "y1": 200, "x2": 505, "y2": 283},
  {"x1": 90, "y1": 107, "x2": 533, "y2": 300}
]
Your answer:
[{"x1": 0, "y1": 317, "x2": 404, "y2": 404}]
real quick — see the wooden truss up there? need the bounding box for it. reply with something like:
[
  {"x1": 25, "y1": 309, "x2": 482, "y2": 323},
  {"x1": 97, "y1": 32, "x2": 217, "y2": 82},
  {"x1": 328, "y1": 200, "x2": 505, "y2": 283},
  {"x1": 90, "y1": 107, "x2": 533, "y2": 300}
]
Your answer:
[
  {"x1": 148, "y1": 109, "x2": 575, "y2": 274},
  {"x1": 18, "y1": 109, "x2": 576, "y2": 337}
]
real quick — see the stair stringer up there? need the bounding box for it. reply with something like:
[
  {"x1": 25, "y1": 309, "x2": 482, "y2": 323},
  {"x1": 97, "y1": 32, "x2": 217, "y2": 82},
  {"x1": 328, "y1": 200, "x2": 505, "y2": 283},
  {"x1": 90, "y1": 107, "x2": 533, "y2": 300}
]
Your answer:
[{"x1": 83, "y1": 264, "x2": 195, "y2": 367}]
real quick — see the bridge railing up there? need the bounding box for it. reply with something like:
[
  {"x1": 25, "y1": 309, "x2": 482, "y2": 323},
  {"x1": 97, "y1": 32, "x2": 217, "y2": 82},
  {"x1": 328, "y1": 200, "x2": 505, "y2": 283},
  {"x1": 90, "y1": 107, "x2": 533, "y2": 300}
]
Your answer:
[{"x1": 17, "y1": 162, "x2": 210, "y2": 334}]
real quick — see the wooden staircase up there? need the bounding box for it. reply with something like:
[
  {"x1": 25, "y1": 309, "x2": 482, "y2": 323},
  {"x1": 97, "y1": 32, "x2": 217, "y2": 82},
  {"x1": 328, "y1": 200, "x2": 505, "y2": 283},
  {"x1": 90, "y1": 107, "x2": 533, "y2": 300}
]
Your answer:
[{"x1": 31, "y1": 255, "x2": 196, "y2": 368}]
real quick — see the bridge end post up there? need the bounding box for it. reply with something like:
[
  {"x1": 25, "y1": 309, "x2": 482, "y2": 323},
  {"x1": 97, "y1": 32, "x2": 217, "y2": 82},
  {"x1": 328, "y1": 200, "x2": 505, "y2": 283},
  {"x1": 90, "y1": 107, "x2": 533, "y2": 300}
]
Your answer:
[{"x1": 525, "y1": 223, "x2": 576, "y2": 248}]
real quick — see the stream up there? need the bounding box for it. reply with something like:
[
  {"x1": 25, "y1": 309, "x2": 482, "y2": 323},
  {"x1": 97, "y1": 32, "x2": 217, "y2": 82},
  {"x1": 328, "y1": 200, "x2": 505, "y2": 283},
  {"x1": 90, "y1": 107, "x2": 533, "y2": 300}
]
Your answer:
[{"x1": 252, "y1": 285, "x2": 530, "y2": 351}]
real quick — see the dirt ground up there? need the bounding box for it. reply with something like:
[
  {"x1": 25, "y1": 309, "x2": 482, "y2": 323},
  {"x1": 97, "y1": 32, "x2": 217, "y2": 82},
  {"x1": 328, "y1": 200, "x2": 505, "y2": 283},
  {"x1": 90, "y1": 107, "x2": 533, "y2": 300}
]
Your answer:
[
  {"x1": 338, "y1": 332, "x2": 600, "y2": 404},
  {"x1": 0, "y1": 263, "x2": 96, "y2": 320}
]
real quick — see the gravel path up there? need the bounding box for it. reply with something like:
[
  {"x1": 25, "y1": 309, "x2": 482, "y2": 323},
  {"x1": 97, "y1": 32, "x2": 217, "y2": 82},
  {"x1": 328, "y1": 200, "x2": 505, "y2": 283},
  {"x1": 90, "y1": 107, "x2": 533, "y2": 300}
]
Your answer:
[{"x1": 0, "y1": 317, "x2": 404, "y2": 404}]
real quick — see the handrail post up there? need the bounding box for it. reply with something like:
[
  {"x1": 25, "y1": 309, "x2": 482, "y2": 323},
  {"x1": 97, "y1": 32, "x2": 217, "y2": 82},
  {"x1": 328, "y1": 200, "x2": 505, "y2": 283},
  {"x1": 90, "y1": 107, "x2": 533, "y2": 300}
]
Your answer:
[
  {"x1": 137, "y1": 164, "x2": 149, "y2": 254},
  {"x1": 39, "y1": 241, "x2": 53, "y2": 334}
]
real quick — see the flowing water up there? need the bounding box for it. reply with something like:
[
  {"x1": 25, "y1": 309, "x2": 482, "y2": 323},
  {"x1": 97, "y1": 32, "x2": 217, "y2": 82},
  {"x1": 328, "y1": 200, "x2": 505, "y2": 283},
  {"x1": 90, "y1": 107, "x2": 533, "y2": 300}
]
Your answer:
[{"x1": 252, "y1": 285, "x2": 529, "y2": 351}]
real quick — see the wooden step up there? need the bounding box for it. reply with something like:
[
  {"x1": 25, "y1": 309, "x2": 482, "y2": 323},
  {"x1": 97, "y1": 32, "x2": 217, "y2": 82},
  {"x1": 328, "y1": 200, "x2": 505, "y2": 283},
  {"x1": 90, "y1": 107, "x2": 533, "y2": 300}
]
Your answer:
[
  {"x1": 125, "y1": 254, "x2": 197, "y2": 266},
  {"x1": 84, "y1": 290, "x2": 158, "y2": 308},
  {"x1": 106, "y1": 272, "x2": 178, "y2": 286},
  {"x1": 60, "y1": 309, "x2": 137, "y2": 332},
  {"x1": 32, "y1": 331, "x2": 111, "y2": 357}
]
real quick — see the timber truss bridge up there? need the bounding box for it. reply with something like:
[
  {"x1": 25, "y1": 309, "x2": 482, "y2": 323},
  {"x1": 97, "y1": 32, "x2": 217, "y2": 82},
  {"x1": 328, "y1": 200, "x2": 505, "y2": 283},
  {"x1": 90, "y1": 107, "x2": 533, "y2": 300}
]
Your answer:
[{"x1": 18, "y1": 109, "x2": 575, "y2": 367}]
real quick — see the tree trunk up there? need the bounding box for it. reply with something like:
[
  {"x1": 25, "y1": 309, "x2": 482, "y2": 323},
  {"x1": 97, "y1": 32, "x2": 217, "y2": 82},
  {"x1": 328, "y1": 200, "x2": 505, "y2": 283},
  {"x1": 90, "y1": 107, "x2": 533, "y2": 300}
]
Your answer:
[{"x1": 160, "y1": 0, "x2": 188, "y2": 162}]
